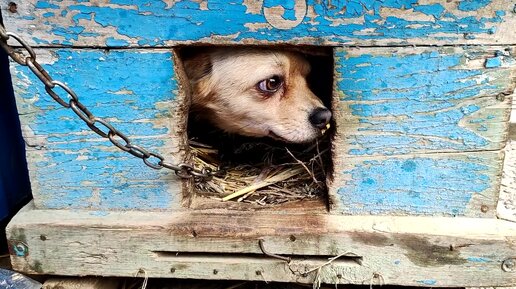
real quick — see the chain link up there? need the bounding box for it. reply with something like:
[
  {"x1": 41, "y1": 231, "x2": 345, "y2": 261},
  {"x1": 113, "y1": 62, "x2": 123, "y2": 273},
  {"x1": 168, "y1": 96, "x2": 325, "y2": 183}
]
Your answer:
[{"x1": 0, "y1": 24, "x2": 216, "y2": 181}]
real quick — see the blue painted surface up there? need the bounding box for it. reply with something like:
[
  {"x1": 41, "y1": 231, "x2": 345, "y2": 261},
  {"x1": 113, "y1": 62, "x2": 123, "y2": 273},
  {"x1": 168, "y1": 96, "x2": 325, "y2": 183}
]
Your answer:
[
  {"x1": 333, "y1": 48, "x2": 512, "y2": 216},
  {"x1": 105, "y1": 37, "x2": 129, "y2": 47},
  {"x1": 335, "y1": 49, "x2": 507, "y2": 155},
  {"x1": 7, "y1": 2, "x2": 513, "y2": 215},
  {"x1": 337, "y1": 156, "x2": 491, "y2": 215},
  {"x1": 12, "y1": 49, "x2": 178, "y2": 210},
  {"x1": 485, "y1": 57, "x2": 503, "y2": 68},
  {"x1": 416, "y1": 280, "x2": 437, "y2": 285},
  {"x1": 23, "y1": 0, "x2": 506, "y2": 46},
  {"x1": 467, "y1": 257, "x2": 492, "y2": 263},
  {"x1": 458, "y1": 0, "x2": 492, "y2": 11}
]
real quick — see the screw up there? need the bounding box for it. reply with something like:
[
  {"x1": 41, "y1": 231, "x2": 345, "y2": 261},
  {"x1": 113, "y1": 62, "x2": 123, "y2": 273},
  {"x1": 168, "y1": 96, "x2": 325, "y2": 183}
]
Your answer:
[
  {"x1": 170, "y1": 267, "x2": 176, "y2": 273},
  {"x1": 496, "y1": 93, "x2": 506, "y2": 102},
  {"x1": 289, "y1": 235, "x2": 296, "y2": 242},
  {"x1": 191, "y1": 230, "x2": 198, "y2": 237},
  {"x1": 40, "y1": 235, "x2": 47, "y2": 241},
  {"x1": 480, "y1": 205, "x2": 489, "y2": 213},
  {"x1": 336, "y1": 274, "x2": 343, "y2": 278},
  {"x1": 7, "y1": 2, "x2": 17, "y2": 13},
  {"x1": 12, "y1": 242, "x2": 28, "y2": 257},
  {"x1": 213, "y1": 269, "x2": 218, "y2": 275},
  {"x1": 255, "y1": 270, "x2": 262, "y2": 276},
  {"x1": 502, "y1": 258, "x2": 515, "y2": 272}
]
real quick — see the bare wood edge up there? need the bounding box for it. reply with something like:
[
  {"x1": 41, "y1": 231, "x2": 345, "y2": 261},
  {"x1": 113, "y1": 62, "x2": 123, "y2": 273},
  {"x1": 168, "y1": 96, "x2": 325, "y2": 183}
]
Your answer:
[
  {"x1": 6, "y1": 202, "x2": 516, "y2": 286},
  {"x1": 497, "y1": 121, "x2": 516, "y2": 222},
  {"x1": 171, "y1": 48, "x2": 194, "y2": 207},
  {"x1": 496, "y1": 68, "x2": 516, "y2": 222}
]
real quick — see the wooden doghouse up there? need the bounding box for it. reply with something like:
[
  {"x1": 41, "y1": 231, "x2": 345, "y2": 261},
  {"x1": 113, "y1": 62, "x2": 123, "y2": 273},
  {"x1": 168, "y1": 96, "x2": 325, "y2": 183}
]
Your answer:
[{"x1": 3, "y1": 0, "x2": 516, "y2": 286}]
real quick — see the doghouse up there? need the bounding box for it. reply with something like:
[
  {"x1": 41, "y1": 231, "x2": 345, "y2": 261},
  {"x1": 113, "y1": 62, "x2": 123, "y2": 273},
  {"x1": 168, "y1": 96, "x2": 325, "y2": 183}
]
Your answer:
[{"x1": 2, "y1": 0, "x2": 516, "y2": 286}]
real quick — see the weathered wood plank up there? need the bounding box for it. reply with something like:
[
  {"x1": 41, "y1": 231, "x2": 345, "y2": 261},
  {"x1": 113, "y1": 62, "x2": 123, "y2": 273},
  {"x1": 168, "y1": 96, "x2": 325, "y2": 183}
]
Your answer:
[
  {"x1": 497, "y1": 101, "x2": 516, "y2": 222},
  {"x1": 329, "y1": 46, "x2": 515, "y2": 217},
  {"x1": 330, "y1": 151, "x2": 504, "y2": 217},
  {"x1": 333, "y1": 47, "x2": 514, "y2": 155},
  {"x1": 1, "y1": 0, "x2": 514, "y2": 47},
  {"x1": 6, "y1": 203, "x2": 516, "y2": 287},
  {"x1": 10, "y1": 49, "x2": 187, "y2": 210}
]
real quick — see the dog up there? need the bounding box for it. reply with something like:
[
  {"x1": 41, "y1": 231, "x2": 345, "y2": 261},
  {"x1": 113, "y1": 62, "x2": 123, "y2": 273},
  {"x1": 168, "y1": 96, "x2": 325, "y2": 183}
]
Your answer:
[{"x1": 183, "y1": 47, "x2": 331, "y2": 143}]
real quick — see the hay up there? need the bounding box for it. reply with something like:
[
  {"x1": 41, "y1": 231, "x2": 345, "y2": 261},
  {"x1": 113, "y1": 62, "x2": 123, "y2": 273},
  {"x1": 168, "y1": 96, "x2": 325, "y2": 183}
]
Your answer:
[{"x1": 190, "y1": 133, "x2": 330, "y2": 205}]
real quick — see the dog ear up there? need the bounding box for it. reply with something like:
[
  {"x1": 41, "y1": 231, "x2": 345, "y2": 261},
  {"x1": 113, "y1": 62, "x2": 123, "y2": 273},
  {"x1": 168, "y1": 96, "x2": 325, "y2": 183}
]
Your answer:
[{"x1": 183, "y1": 52, "x2": 212, "y2": 83}]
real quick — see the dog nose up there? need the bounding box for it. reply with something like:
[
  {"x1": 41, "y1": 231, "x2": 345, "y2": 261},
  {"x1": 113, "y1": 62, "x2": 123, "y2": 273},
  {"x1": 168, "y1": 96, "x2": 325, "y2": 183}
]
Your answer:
[{"x1": 309, "y1": 108, "x2": 332, "y2": 129}]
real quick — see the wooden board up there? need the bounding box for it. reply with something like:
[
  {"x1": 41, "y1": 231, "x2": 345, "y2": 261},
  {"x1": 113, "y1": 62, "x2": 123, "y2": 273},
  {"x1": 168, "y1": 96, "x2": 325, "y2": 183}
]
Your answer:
[
  {"x1": 497, "y1": 98, "x2": 516, "y2": 222},
  {"x1": 329, "y1": 46, "x2": 515, "y2": 217},
  {"x1": 333, "y1": 47, "x2": 514, "y2": 155},
  {"x1": 9, "y1": 46, "x2": 516, "y2": 216},
  {"x1": 1, "y1": 0, "x2": 515, "y2": 47},
  {"x1": 6, "y1": 202, "x2": 516, "y2": 287},
  {"x1": 10, "y1": 48, "x2": 188, "y2": 210},
  {"x1": 4, "y1": 1, "x2": 516, "y2": 216}
]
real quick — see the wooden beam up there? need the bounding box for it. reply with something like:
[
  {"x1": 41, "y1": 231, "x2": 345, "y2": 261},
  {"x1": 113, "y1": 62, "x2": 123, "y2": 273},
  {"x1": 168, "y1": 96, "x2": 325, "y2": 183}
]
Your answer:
[
  {"x1": 1, "y1": 0, "x2": 514, "y2": 47},
  {"x1": 6, "y1": 203, "x2": 516, "y2": 287}
]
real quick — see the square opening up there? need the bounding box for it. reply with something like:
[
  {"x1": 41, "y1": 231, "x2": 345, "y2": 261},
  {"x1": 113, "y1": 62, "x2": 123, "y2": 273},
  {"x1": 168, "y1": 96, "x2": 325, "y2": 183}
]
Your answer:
[{"x1": 175, "y1": 46, "x2": 335, "y2": 211}]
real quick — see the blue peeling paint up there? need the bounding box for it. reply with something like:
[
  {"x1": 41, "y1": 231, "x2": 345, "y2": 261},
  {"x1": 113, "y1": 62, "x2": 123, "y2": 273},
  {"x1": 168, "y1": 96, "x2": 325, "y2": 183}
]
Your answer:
[
  {"x1": 485, "y1": 57, "x2": 502, "y2": 68},
  {"x1": 337, "y1": 157, "x2": 491, "y2": 215},
  {"x1": 467, "y1": 257, "x2": 492, "y2": 263},
  {"x1": 458, "y1": 0, "x2": 492, "y2": 11},
  {"x1": 335, "y1": 50, "x2": 504, "y2": 155},
  {"x1": 106, "y1": 37, "x2": 129, "y2": 47},
  {"x1": 26, "y1": 0, "x2": 506, "y2": 46},
  {"x1": 35, "y1": 0, "x2": 59, "y2": 9},
  {"x1": 416, "y1": 280, "x2": 437, "y2": 285},
  {"x1": 42, "y1": 12, "x2": 55, "y2": 18},
  {"x1": 264, "y1": 0, "x2": 297, "y2": 21},
  {"x1": 32, "y1": 37, "x2": 50, "y2": 45},
  {"x1": 413, "y1": 4, "x2": 445, "y2": 18},
  {"x1": 13, "y1": 49, "x2": 178, "y2": 210}
]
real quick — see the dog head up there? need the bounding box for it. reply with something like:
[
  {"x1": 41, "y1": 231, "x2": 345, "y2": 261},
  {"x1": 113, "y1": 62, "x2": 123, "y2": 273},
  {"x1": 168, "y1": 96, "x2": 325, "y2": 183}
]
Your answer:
[{"x1": 183, "y1": 48, "x2": 331, "y2": 143}]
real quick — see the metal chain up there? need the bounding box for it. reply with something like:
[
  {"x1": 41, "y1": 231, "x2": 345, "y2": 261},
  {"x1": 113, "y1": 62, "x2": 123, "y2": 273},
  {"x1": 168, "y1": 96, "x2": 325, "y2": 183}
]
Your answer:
[{"x1": 0, "y1": 24, "x2": 217, "y2": 181}]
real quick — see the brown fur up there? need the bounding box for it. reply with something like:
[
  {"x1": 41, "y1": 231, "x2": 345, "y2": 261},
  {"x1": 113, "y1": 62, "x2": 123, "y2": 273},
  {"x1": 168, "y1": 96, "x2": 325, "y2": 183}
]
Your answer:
[{"x1": 183, "y1": 47, "x2": 330, "y2": 143}]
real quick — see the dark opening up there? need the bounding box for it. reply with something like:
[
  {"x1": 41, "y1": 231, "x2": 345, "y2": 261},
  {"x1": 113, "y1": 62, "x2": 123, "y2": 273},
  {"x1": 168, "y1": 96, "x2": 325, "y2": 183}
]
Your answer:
[{"x1": 176, "y1": 46, "x2": 335, "y2": 210}]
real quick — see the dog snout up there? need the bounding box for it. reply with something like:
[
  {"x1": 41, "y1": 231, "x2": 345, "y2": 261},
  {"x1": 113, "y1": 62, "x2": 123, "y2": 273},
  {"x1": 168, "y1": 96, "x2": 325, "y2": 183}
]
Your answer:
[{"x1": 309, "y1": 107, "x2": 332, "y2": 129}]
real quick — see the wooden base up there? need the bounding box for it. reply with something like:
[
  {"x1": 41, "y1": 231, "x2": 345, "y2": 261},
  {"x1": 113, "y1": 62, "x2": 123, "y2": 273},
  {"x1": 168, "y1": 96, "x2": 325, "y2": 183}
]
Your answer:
[{"x1": 6, "y1": 202, "x2": 516, "y2": 287}]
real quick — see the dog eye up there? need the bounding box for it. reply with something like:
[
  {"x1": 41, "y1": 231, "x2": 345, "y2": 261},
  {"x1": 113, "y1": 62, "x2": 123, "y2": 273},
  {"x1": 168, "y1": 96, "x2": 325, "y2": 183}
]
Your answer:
[{"x1": 257, "y1": 76, "x2": 283, "y2": 94}]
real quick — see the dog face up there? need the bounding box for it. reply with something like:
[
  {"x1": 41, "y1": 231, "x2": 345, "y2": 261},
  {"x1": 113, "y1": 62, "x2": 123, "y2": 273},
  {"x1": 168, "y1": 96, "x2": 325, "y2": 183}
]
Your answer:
[{"x1": 183, "y1": 48, "x2": 331, "y2": 143}]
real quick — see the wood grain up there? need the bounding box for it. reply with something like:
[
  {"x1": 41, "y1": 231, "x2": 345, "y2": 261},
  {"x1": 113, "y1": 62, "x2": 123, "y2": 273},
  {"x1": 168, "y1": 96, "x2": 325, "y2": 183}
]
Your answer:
[
  {"x1": 10, "y1": 49, "x2": 187, "y2": 210},
  {"x1": 1, "y1": 0, "x2": 514, "y2": 47},
  {"x1": 497, "y1": 112, "x2": 516, "y2": 221},
  {"x1": 329, "y1": 46, "x2": 515, "y2": 217},
  {"x1": 6, "y1": 202, "x2": 516, "y2": 287}
]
